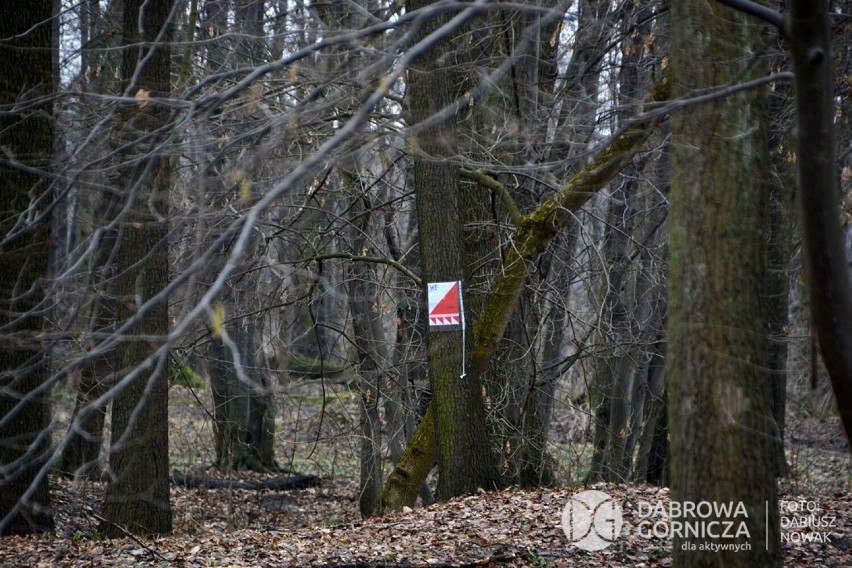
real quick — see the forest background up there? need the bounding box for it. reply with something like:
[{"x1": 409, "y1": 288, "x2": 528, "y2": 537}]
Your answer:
[{"x1": 1, "y1": 1, "x2": 851, "y2": 566}]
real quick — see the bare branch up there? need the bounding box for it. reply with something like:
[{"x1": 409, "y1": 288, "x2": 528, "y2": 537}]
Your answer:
[
  {"x1": 460, "y1": 169, "x2": 523, "y2": 226},
  {"x1": 715, "y1": 0, "x2": 787, "y2": 35},
  {"x1": 312, "y1": 253, "x2": 422, "y2": 287}
]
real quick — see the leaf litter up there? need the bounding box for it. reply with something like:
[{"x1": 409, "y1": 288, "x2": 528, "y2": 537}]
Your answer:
[{"x1": 1, "y1": 478, "x2": 849, "y2": 566}]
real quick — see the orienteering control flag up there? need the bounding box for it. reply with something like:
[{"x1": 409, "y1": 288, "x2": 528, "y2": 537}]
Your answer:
[{"x1": 427, "y1": 281, "x2": 465, "y2": 332}]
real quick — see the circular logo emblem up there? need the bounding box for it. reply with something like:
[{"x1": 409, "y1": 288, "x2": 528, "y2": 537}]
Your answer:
[{"x1": 562, "y1": 490, "x2": 623, "y2": 551}]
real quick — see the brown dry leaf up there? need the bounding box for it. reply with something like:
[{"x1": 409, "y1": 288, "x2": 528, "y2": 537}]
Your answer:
[
  {"x1": 135, "y1": 88, "x2": 151, "y2": 109},
  {"x1": 643, "y1": 32, "x2": 655, "y2": 58},
  {"x1": 549, "y1": 21, "x2": 562, "y2": 48}
]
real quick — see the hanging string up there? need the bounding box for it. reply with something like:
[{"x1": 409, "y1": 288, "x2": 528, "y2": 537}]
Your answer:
[{"x1": 459, "y1": 279, "x2": 467, "y2": 380}]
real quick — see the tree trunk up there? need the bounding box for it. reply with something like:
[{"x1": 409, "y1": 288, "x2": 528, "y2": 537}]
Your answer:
[
  {"x1": 59, "y1": 193, "x2": 123, "y2": 480},
  {"x1": 588, "y1": 176, "x2": 637, "y2": 483},
  {"x1": 787, "y1": 0, "x2": 852, "y2": 447},
  {"x1": 588, "y1": 4, "x2": 658, "y2": 483},
  {"x1": 374, "y1": 403, "x2": 438, "y2": 515},
  {"x1": 346, "y1": 187, "x2": 388, "y2": 517},
  {"x1": 0, "y1": 0, "x2": 55, "y2": 536},
  {"x1": 766, "y1": 78, "x2": 795, "y2": 477},
  {"x1": 209, "y1": 288, "x2": 277, "y2": 472},
  {"x1": 100, "y1": 0, "x2": 174, "y2": 537},
  {"x1": 668, "y1": 2, "x2": 779, "y2": 565},
  {"x1": 408, "y1": 0, "x2": 502, "y2": 500},
  {"x1": 59, "y1": 364, "x2": 111, "y2": 480}
]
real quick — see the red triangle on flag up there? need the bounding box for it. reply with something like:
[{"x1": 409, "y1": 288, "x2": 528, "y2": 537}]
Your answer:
[{"x1": 431, "y1": 282, "x2": 460, "y2": 318}]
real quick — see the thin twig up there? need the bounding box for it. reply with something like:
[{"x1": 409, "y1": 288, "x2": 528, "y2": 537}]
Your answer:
[
  {"x1": 90, "y1": 513, "x2": 173, "y2": 563},
  {"x1": 312, "y1": 252, "x2": 422, "y2": 287}
]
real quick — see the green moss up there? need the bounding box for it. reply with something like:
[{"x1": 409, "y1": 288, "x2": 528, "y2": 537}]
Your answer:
[{"x1": 169, "y1": 357, "x2": 205, "y2": 389}]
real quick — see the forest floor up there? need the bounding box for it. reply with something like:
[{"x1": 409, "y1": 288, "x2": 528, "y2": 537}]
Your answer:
[{"x1": 1, "y1": 383, "x2": 850, "y2": 567}]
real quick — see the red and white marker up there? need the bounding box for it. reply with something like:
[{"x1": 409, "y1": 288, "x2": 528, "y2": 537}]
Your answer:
[
  {"x1": 427, "y1": 280, "x2": 467, "y2": 378},
  {"x1": 427, "y1": 281, "x2": 464, "y2": 331}
]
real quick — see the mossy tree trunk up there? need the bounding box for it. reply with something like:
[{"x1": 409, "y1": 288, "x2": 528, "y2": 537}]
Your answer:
[
  {"x1": 668, "y1": 1, "x2": 779, "y2": 565},
  {"x1": 0, "y1": 0, "x2": 55, "y2": 536},
  {"x1": 376, "y1": 72, "x2": 671, "y2": 515}
]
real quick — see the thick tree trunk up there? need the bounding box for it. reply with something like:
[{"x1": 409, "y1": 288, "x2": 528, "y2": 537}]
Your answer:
[
  {"x1": 0, "y1": 0, "x2": 55, "y2": 535},
  {"x1": 408, "y1": 0, "x2": 502, "y2": 499},
  {"x1": 668, "y1": 2, "x2": 779, "y2": 565},
  {"x1": 718, "y1": 0, "x2": 852, "y2": 454},
  {"x1": 100, "y1": 0, "x2": 174, "y2": 537}
]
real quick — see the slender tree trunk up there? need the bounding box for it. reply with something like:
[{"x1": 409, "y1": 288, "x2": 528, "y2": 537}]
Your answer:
[
  {"x1": 787, "y1": 0, "x2": 852, "y2": 446},
  {"x1": 588, "y1": 2, "x2": 661, "y2": 484},
  {"x1": 588, "y1": 176, "x2": 636, "y2": 483},
  {"x1": 0, "y1": 0, "x2": 55, "y2": 536},
  {"x1": 59, "y1": 191, "x2": 123, "y2": 480},
  {"x1": 668, "y1": 2, "x2": 779, "y2": 565},
  {"x1": 346, "y1": 187, "x2": 387, "y2": 517}
]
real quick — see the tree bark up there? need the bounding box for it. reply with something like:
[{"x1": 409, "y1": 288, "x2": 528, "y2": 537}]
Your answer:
[
  {"x1": 668, "y1": 2, "x2": 779, "y2": 565},
  {"x1": 0, "y1": 0, "x2": 55, "y2": 536},
  {"x1": 100, "y1": 0, "x2": 174, "y2": 537},
  {"x1": 346, "y1": 186, "x2": 388, "y2": 517},
  {"x1": 408, "y1": 0, "x2": 503, "y2": 500},
  {"x1": 718, "y1": 0, "x2": 852, "y2": 455}
]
